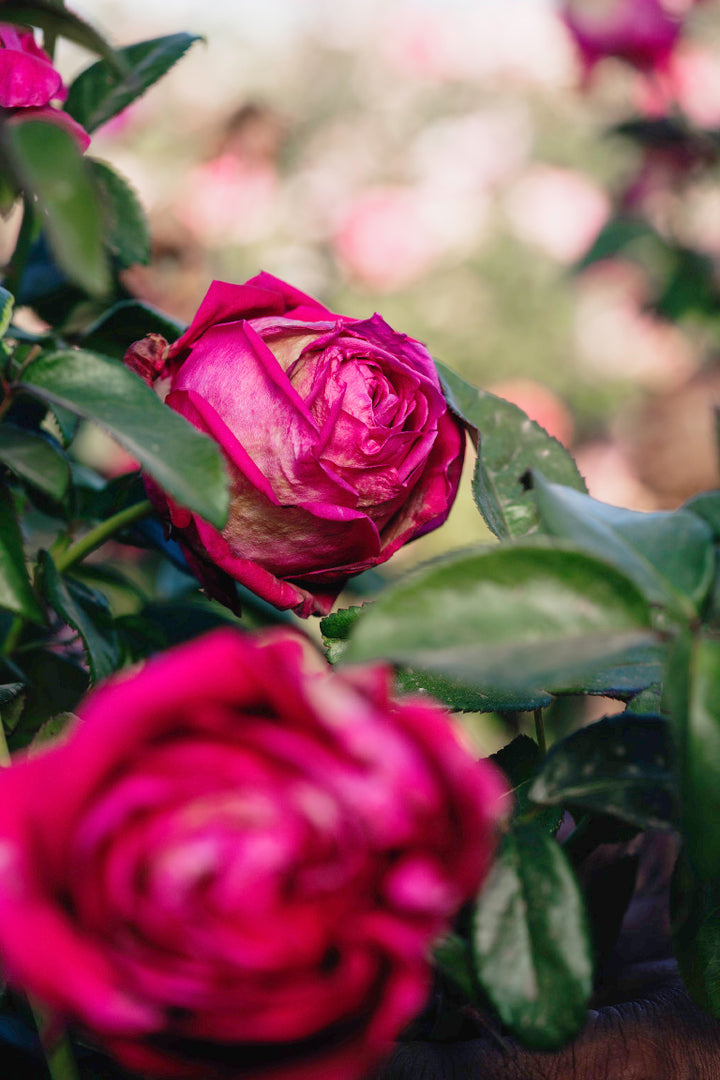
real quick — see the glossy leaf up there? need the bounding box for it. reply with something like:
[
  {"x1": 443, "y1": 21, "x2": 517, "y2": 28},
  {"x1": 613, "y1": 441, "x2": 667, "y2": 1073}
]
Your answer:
[
  {"x1": 343, "y1": 542, "x2": 655, "y2": 693},
  {"x1": 436, "y1": 361, "x2": 585, "y2": 539},
  {"x1": 0, "y1": 486, "x2": 42, "y2": 623},
  {"x1": 322, "y1": 608, "x2": 551, "y2": 711},
  {"x1": 66, "y1": 33, "x2": 202, "y2": 134},
  {"x1": 530, "y1": 713, "x2": 678, "y2": 830},
  {"x1": 548, "y1": 642, "x2": 665, "y2": 699},
  {"x1": 78, "y1": 299, "x2": 184, "y2": 359},
  {"x1": 90, "y1": 160, "x2": 150, "y2": 268},
  {"x1": 533, "y1": 473, "x2": 714, "y2": 620},
  {"x1": 472, "y1": 822, "x2": 592, "y2": 1047},
  {"x1": 0, "y1": 424, "x2": 70, "y2": 502},
  {"x1": 395, "y1": 668, "x2": 552, "y2": 714},
  {"x1": 0, "y1": 286, "x2": 13, "y2": 340},
  {"x1": 665, "y1": 633, "x2": 720, "y2": 880},
  {"x1": 3, "y1": 122, "x2": 110, "y2": 297},
  {"x1": 39, "y1": 552, "x2": 119, "y2": 684},
  {"x1": 19, "y1": 349, "x2": 229, "y2": 528}
]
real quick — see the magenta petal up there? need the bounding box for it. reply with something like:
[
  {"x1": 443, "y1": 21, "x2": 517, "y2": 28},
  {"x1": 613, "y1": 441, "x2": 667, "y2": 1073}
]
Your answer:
[{"x1": 0, "y1": 47, "x2": 63, "y2": 108}]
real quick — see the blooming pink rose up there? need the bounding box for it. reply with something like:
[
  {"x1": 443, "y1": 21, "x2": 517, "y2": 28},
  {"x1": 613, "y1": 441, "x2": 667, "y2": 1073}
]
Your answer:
[
  {"x1": 561, "y1": 0, "x2": 684, "y2": 75},
  {"x1": 0, "y1": 24, "x2": 90, "y2": 149},
  {"x1": 124, "y1": 273, "x2": 466, "y2": 617},
  {"x1": 0, "y1": 629, "x2": 506, "y2": 1080}
]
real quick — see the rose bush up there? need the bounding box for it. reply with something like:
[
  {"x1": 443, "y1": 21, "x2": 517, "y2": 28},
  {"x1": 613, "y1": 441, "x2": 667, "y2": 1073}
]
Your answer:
[
  {"x1": 0, "y1": 23, "x2": 90, "y2": 148},
  {"x1": 561, "y1": 0, "x2": 683, "y2": 75},
  {"x1": 0, "y1": 629, "x2": 505, "y2": 1080},
  {"x1": 124, "y1": 272, "x2": 466, "y2": 616}
]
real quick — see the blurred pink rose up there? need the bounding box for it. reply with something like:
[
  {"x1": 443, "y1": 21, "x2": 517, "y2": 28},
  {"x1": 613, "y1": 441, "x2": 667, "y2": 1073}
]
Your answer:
[
  {"x1": 125, "y1": 273, "x2": 465, "y2": 617},
  {"x1": 0, "y1": 23, "x2": 89, "y2": 149},
  {"x1": 504, "y1": 166, "x2": 610, "y2": 264},
  {"x1": 335, "y1": 187, "x2": 442, "y2": 291},
  {"x1": 0, "y1": 628, "x2": 506, "y2": 1080},
  {"x1": 560, "y1": 0, "x2": 684, "y2": 75}
]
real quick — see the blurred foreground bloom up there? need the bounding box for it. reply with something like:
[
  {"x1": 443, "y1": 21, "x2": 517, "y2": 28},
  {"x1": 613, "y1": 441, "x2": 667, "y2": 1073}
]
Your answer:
[
  {"x1": 0, "y1": 629, "x2": 506, "y2": 1080},
  {"x1": 0, "y1": 23, "x2": 89, "y2": 148},
  {"x1": 125, "y1": 273, "x2": 466, "y2": 617}
]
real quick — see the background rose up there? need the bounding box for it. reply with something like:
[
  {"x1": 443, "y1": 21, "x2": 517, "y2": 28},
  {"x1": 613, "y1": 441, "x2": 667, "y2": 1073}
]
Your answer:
[
  {"x1": 124, "y1": 272, "x2": 466, "y2": 617},
  {"x1": 561, "y1": 0, "x2": 683, "y2": 75},
  {"x1": 0, "y1": 23, "x2": 90, "y2": 148},
  {"x1": 0, "y1": 629, "x2": 506, "y2": 1080}
]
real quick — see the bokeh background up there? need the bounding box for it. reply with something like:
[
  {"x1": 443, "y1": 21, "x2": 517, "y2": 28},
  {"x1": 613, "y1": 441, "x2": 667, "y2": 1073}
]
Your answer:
[{"x1": 56, "y1": 0, "x2": 720, "y2": 562}]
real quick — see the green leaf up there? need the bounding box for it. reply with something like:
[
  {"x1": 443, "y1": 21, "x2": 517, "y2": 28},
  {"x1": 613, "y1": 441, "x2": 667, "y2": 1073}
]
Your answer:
[
  {"x1": 78, "y1": 299, "x2": 184, "y2": 359},
  {"x1": 343, "y1": 542, "x2": 655, "y2": 694},
  {"x1": 434, "y1": 933, "x2": 477, "y2": 1001},
  {"x1": 436, "y1": 361, "x2": 586, "y2": 539},
  {"x1": 395, "y1": 667, "x2": 552, "y2": 714},
  {"x1": 533, "y1": 474, "x2": 714, "y2": 621},
  {"x1": 19, "y1": 349, "x2": 229, "y2": 529},
  {"x1": 322, "y1": 609, "x2": 551, "y2": 711},
  {"x1": 0, "y1": 485, "x2": 42, "y2": 622},
  {"x1": 31, "y1": 710, "x2": 75, "y2": 747},
  {"x1": 65, "y1": 33, "x2": 202, "y2": 134},
  {"x1": 39, "y1": 551, "x2": 118, "y2": 684},
  {"x1": 0, "y1": 682, "x2": 26, "y2": 735},
  {"x1": 90, "y1": 160, "x2": 150, "y2": 268},
  {"x1": 576, "y1": 216, "x2": 663, "y2": 271},
  {"x1": 550, "y1": 642, "x2": 665, "y2": 698},
  {"x1": 684, "y1": 491, "x2": 720, "y2": 541},
  {"x1": 672, "y1": 851, "x2": 720, "y2": 1016},
  {"x1": 0, "y1": 4, "x2": 124, "y2": 72},
  {"x1": 6, "y1": 649, "x2": 88, "y2": 750},
  {"x1": 530, "y1": 713, "x2": 678, "y2": 830},
  {"x1": 471, "y1": 822, "x2": 592, "y2": 1048},
  {"x1": 491, "y1": 734, "x2": 541, "y2": 788},
  {"x1": 627, "y1": 683, "x2": 664, "y2": 715},
  {"x1": 3, "y1": 122, "x2": 110, "y2": 297},
  {"x1": 665, "y1": 633, "x2": 720, "y2": 880},
  {"x1": 0, "y1": 286, "x2": 14, "y2": 340},
  {"x1": 0, "y1": 424, "x2": 70, "y2": 502},
  {"x1": 320, "y1": 605, "x2": 363, "y2": 663}
]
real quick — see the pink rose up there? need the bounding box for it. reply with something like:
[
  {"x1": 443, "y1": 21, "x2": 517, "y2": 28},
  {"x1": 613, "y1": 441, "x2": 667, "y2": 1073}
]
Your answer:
[
  {"x1": 124, "y1": 273, "x2": 465, "y2": 617},
  {"x1": 561, "y1": 0, "x2": 683, "y2": 75},
  {"x1": 0, "y1": 629, "x2": 506, "y2": 1080},
  {"x1": 0, "y1": 24, "x2": 90, "y2": 149}
]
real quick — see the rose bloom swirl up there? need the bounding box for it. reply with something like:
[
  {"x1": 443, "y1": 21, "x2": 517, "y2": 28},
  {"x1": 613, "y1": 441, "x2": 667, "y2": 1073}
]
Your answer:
[
  {"x1": 0, "y1": 629, "x2": 506, "y2": 1080},
  {"x1": 124, "y1": 273, "x2": 466, "y2": 617}
]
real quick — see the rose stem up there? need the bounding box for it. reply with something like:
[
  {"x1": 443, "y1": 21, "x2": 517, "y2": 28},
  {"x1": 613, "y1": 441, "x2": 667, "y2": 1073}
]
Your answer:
[
  {"x1": 0, "y1": 725, "x2": 80, "y2": 1080},
  {"x1": 534, "y1": 708, "x2": 547, "y2": 757},
  {"x1": 54, "y1": 498, "x2": 154, "y2": 574}
]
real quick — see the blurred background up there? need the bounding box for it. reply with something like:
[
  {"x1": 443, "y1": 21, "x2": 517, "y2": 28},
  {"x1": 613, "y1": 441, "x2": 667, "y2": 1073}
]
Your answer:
[{"x1": 56, "y1": 0, "x2": 720, "y2": 559}]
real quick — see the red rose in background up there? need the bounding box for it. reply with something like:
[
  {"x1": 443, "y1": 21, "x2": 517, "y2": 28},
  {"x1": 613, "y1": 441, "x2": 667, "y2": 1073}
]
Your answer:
[
  {"x1": 124, "y1": 273, "x2": 466, "y2": 617},
  {"x1": 0, "y1": 629, "x2": 506, "y2": 1080},
  {"x1": 0, "y1": 24, "x2": 90, "y2": 149}
]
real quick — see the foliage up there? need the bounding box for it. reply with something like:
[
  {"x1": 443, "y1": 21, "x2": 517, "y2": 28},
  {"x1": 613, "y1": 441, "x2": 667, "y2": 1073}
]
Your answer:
[{"x1": 2, "y1": 6, "x2": 720, "y2": 1080}]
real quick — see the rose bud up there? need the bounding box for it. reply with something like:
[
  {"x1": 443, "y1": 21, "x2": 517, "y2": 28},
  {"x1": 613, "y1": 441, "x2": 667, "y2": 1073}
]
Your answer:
[
  {"x1": 123, "y1": 273, "x2": 465, "y2": 617},
  {"x1": 0, "y1": 23, "x2": 90, "y2": 149},
  {"x1": 560, "y1": 0, "x2": 684, "y2": 77},
  {"x1": 0, "y1": 629, "x2": 506, "y2": 1080}
]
